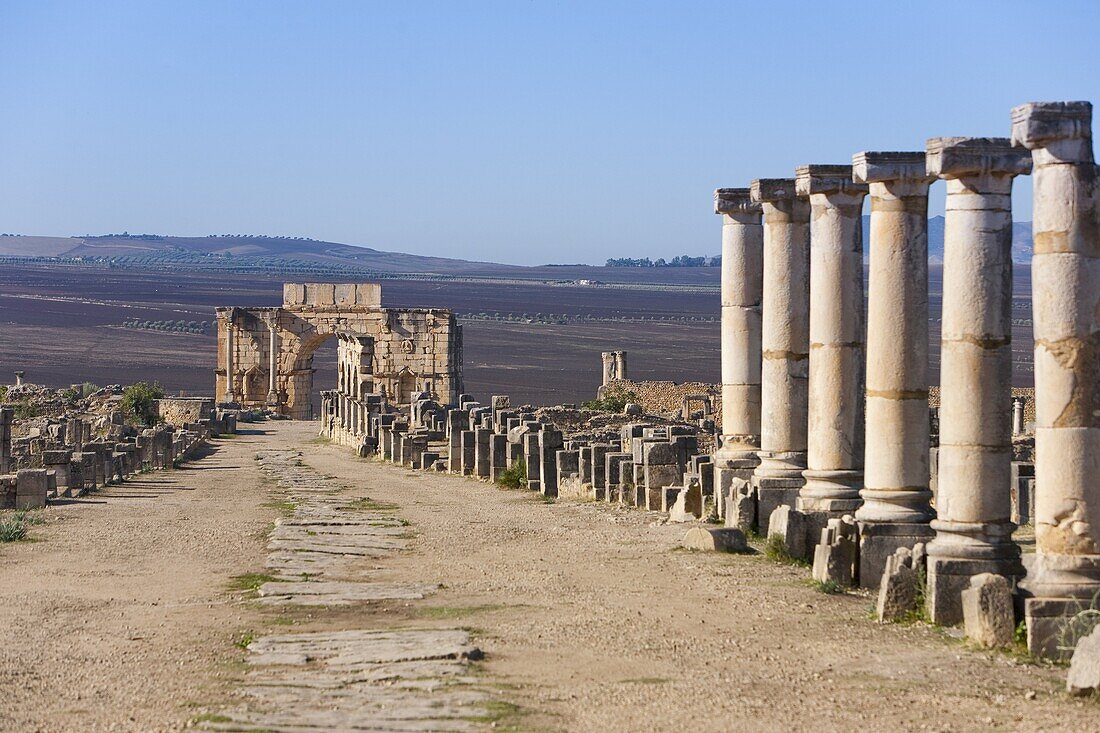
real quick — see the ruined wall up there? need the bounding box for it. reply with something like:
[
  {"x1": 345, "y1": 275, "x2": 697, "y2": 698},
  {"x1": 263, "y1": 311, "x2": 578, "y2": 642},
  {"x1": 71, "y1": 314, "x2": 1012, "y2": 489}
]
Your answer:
[
  {"x1": 156, "y1": 397, "x2": 214, "y2": 427},
  {"x1": 599, "y1": 379, "x2": 721, "y2": 419},
  {"x1": 606, "y1": 379, "x2": 1037, "y2": 430}
]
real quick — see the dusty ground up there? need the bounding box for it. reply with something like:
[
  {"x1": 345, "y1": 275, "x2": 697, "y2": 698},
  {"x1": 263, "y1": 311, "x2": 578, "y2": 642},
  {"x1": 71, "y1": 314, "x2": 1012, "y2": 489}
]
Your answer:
[{"x1": 3, "y1": 421, "x2": 1097, "y2": 732}]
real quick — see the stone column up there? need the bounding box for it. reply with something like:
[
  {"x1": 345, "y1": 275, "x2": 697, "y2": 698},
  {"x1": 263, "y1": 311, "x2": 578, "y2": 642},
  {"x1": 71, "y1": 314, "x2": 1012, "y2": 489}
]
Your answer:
[
  {"x1": 795, "y1": 166, "x2": 868, "y2": 519},
  {"x1": 615, "y1": 352, "x2": 627, "y2": 380},
  {"x1": 266, "y1": 314, "x2": 280, "y2": 406},
  {"x1": 924, "y1": 136, "x2": 1031, "y2": 625},
  {"x1": 749, "y1": 178, "x2": 810, "y2": 534},
  {"x1": 223, "y1": 312, "x2": 237, "y2": 403},
  {"x1": 1012, "y1": 100, "x2": 1100, "y2": 657},
  {"x1": 851, "y1": 152, "x2": 936, "y2": 588},
  {"x1": 1012, "y1": 397, "x2": 1025, "y2": 436},
  {"x1": 0, "y1": 406, "x2": 12, "y2": 475},
  {"x1": 712, "y1": 188, "x2": 763, "y2": 505}
]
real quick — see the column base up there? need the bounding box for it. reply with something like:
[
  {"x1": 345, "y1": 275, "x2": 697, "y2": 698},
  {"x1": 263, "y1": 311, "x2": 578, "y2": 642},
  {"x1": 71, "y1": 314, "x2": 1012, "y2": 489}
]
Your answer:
[
  {"x1": 714, "y1": 453, "x2": 759, "y2": 519},
  {"x1": 751, "y1": 475, "x2": 803, "y2": 536},
  {"x1": 926, "y1": 555, "x2": 1024, "y2": 626},
  {"x1": 857, "y1": 521, "x2": 935, "y2": 590},
  {"x1": 797, "y1": 468, "x2": 862, "y2": 514},
  {"x1": 1024, "y1": 597, "x2": 1100, "y2": 660},
  {"x1": 753, "y1": 450, "x2": 806, "y2": 481}
]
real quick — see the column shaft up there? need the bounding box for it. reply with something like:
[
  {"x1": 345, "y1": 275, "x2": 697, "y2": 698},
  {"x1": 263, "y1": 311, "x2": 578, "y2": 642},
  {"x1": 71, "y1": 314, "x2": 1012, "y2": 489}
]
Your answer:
[
  {"x1": 752, "y1": 179, "x2": 810, "y2": 480},
  {"x1": 924, "y1": 136, "x2": 1031, "y2": 625},
  {"x1": 1012, "y1": 101, "x2": 1100, "y2": 628},
  {"x1": 796, "y1": 166, "x2": 867, "y2": 514},
  {"x1": 713, "y1": 188, "x2": 763, "y2": 473}
]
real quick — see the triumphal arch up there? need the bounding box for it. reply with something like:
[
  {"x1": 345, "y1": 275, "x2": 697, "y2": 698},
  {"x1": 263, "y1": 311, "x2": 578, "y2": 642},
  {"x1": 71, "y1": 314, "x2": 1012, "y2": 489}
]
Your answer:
[{"x1": 215, "y1": 283, "x2": 463, "y2": 419}]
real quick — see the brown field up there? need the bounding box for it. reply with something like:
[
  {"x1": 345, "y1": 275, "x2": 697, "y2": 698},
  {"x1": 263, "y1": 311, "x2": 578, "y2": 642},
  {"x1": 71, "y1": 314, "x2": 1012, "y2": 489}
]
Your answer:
[{"x1": 0, "y1": 263, "x2": 1034, "y2": 407}]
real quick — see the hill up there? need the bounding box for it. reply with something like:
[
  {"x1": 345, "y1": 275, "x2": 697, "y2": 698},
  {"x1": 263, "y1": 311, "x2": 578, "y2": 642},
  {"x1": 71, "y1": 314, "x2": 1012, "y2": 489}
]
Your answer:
[{"x1": 0, "y1": 233, "x2": 525, "y2": 276}]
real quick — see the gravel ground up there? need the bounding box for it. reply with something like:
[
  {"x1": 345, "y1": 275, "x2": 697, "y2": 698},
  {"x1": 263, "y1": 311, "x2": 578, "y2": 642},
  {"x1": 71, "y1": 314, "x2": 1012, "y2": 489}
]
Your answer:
[{"x1": 3, "y1": 421, "x2": 1098, "y2": 732}]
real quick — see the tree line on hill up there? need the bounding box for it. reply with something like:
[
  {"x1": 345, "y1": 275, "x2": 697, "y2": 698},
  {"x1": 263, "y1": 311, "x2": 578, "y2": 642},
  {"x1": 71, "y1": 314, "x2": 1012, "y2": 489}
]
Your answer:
[{"x1": 605, "y1": 255, "x2": 716, "y2": 268}]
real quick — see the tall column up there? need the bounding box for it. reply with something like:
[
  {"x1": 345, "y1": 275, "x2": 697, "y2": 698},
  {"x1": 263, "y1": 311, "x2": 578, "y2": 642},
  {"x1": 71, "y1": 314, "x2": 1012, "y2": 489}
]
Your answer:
[
  {"x1": 924, "y1": 136, "x2": 1031, "y2": 625},
  {"x1": 712, "y1": 188, "x2": 763, "y2": 505},
  {"x1": 223, "y1": 311, "x2": 237, "y2": 403},
  {"x1": 795, "y1": 166, "x2": 868, "y2": 519},
  {"x1": 266, "y1": 314, "x2": 280, "y2": 406},
  {"x1": 852, "y1": 152, "x2": 936, "y2": 588},
  {"x1": 1012, "y1": 100, "x2": 1100, "y2": 657},
  {"x1": 749, "y1": 178, "x2": 810, "y2": 533},
  {"x1": 615, "y1": 351, "x2": 627, "y2": 381},
  {"x1": 0, "y1": 407, "x2": 12, "y2": 475}
]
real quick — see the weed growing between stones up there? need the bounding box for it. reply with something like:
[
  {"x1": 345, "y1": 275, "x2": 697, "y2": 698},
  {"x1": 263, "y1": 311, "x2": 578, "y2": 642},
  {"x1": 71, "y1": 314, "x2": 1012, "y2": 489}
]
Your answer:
[
  {"x1": 763, "y1": 533, "x2": 807, "y2": 566},
  {"x1": 495, "y1": 459, "x2": 527, "y2": 489},
  {"x1": 234, "y1": 632, "x2": 255, "y2": 650},
  {"x1": 811, "y1": 579, "x2": 843, "y2": 595},
  {"x1": 228, "y1": 573, "x2": 281, "y2": 595},
  {"x1": 0, "y1": 510, "x2": 44, "y2": 543}
]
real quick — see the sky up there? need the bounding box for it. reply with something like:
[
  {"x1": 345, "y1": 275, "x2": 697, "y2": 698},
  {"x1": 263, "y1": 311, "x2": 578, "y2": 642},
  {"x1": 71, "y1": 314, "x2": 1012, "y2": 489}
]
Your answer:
[{"x1": 1, "y1": 1, "x2": 1098, "y2": 266}]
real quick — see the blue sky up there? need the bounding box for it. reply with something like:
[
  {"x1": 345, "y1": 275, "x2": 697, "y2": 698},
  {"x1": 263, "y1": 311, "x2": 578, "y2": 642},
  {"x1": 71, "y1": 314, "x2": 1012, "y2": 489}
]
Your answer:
[{"x1": 1, "y1": 1, "x2": 1098, "y2": 265}]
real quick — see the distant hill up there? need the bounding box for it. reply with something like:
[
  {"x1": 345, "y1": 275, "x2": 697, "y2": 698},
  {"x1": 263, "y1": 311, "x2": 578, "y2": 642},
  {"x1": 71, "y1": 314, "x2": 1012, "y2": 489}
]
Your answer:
[
  {"x1": 861, "y1": 216, "x2": 1033, "y2": 264},
  {"x1": 0, "y1": 233, "x2": 525, "y2": 276}
]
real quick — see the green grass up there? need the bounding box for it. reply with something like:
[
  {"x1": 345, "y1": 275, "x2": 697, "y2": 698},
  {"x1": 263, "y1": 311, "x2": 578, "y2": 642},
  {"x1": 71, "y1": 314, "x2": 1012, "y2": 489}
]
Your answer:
[
  {"x1": 763, "y1": 533, "x2": 808, "y2": 566},
  {"x1": 234, "y1": 632, "x2": 255, "y2": 650},
  {"x1": 190, "y1": 713, "x2": 233, "y2": 724},
  {"x1": 809, "y1": 579, "x2": 844, "y2": 595},
  {"x1": 620, "y1": 677, "x2": 670, "y2": 684},
  {"x1": 415, "y1": 604, "x2": 506, "y2": 620},
  {"x1": 0, "y1": 510, "x2": 45, "y2": 543},
  {"x1": 345, "y1": 497, "x2": 400, "y2": 512},
  {"x1": 466, "y1": 700, "x2": 524, "y2": 728},
  {"x1": 495, "y1": 459, "x2": 528, "y2": 489},
  {"x1": 228, "y1": 573, "x2": 280, "y2": 594}
]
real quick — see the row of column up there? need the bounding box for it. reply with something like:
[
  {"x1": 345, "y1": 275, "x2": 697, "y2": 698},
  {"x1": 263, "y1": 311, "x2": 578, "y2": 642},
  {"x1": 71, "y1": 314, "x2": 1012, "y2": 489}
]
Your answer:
[{"x1": 714, "y1": 101, "x2": 1099, "y2": 645}]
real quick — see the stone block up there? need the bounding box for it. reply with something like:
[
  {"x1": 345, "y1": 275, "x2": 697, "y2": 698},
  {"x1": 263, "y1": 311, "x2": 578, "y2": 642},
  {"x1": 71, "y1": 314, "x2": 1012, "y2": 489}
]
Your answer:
[
  {"x1": 1068, "y1": 625, "x2": 1100, "y2": 696},
  {"x1": 283, "y1": 283, "x2": 306, "y2": 305},
  {"x1": 15, "y1": 468, "x2": 47, "y2": 510},
  {"x1": 682, "y1": 527, "x2": 748, "y2": 553},
  {"x1": 644, "y1": 463, "x2": 682, "y2": 493},
  {"x1": 642, "y1": 441, "x2": 678, "y2": 466},
  {"x1": 767, "y1": 505, "x2": 809, "y2": 561},
  {"x1": 751, "y1": 476, "x2": 802, "y2": 535},
  {"x1": 876, "y1": 548, "x2": 919, "y2": 622},
  {"x1": 961, "y1": 573, "x2": 1015, "y2": 649},
  {"x1": 725, "y1": 492, "x2": 756, "y2": 532},
  {"x1": 856, "y1": 521, "x2": 935, "y2": 590}
]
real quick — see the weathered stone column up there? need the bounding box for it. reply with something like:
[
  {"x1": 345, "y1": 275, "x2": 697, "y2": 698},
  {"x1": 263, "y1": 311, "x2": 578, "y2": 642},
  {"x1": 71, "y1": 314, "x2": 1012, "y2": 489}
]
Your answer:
[
  {"x1": 0, "y1": 406, "x2": 12, "y2": 475},
  {"x1": 1012, "y1": 100, "x2": 1100, "y2": 656},
  {"x1": 749, "y1": 178, "x2": 810, "y2": 533},
  {"x1": 851, "y1": 152, "x2": 936, "y2": 588},
  {"x1": 795, "y1": 166, "x2": 868, "y2": 519},
  {"x1": 266, "y1": 314, "x2": 279, "y2": 406},
  {"x1": 223, "y1": 311, "x2": 237, "y2": 403},
  {"x1": 712, "y1": 188, "x2": 764, "y2": 506},
  {"x1": 924, "y1": 136, "x2": 1031, "y2": 625}
]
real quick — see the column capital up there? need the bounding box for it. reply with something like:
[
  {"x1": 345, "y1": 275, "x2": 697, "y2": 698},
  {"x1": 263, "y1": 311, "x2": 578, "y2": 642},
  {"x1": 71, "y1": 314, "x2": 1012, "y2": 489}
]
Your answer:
[
  {"x1": 750, "y1": 178, "x2": 799, "y2": 203},
  {"x1": 926, "y1": 137, "x2": 1032, "y2": 180},
  {"x1": 852, "y1": 151, "x2": 933, "y2": 185},
  {"x1": 794, "y1": 165, "x2": 868, "y2": 197},
  {"x1": 714, "y1": 187, "x2": 761, "y2": 217},
  {"x1": 1011, "y1": 100, "x2": 1093, "y2": 164}
]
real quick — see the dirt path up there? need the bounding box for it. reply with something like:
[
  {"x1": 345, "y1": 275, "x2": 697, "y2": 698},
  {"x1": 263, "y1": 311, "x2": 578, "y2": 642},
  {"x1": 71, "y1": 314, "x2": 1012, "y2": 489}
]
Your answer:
[
  {"x1": 0, "y1": 429, "x2": 273, "y2": 733},
  {"x1": 4, "y1": 421, "x2": 1099, "y2": 732}
]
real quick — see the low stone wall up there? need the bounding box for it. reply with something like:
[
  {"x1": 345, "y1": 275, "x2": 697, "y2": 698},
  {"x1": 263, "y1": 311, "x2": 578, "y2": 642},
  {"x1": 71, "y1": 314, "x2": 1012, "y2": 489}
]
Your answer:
[
  {"x1": 598, "y1": 379, "x2": 721, "y2": 419},
  {"x1": 603, "y1": 380, "x2": 1037, "y2": 430},
  {"x1": 156, "y1": 398, "x2": 214, "y2": 427}
]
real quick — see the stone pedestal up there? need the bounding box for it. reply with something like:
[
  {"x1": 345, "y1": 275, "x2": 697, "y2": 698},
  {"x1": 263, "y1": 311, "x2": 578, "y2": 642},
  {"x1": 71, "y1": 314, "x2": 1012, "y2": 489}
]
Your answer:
[
  {"x1": 924, "y1": 136, "x2": 1031, "y2": 625},
  {"x1": 1012, "y1": 100, "x2": 1100, "y2": 657},
  {"x1": 712, "y1": 188, "x2": 764, "y2": 509},
  {"x1": 795, "y1": 165, "x2": 868, "y2": 522},
  {"x1": 749, "y1": 178, "x2": 810, "y2": 532},
  {"x1": 851, "y1": 151, "x2": 936, "y2": 588}
]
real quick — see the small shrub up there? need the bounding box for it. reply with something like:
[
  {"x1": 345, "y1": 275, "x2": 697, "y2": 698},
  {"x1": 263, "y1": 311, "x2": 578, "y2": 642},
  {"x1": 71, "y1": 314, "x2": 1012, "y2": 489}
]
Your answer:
[
  {"x1": 763, "y1": 533, "x2": 792, "y2": 563},
  {"x1": 13, "y1": 401, "x2": 38, "y2": 420},
  {"x1": 811, "y1": 579, "x2": 843, "y2": 595},
  {"x1": 0, "y1": 510, "x2": 43, "y2": 542},
  {"x1": 581, "y1": 386, "x2": 640, "y2": 413},
  {"x1": 496, "y1": 459, "x2": 527, "y2": 489},
  {"x1": 120, "y1": 381, "x2": 165, "y2": 426}
]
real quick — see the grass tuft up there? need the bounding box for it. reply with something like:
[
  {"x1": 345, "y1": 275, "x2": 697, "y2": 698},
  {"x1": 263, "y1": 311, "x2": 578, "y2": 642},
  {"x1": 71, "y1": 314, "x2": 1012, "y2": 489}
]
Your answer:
[
  {"x1": 234, "y1": 632, "x2": 255, "y2": 650},
  {"x1": 810, "y1": 579, "x2": 844, "y2": 595},
  {"x1": 0, "y1": 510, "x2": 45, "y2": 543},
  {"x1": 495, "y1": 459, "x2": 528, "y2": 490},
  {"x1": 228, "y1": 573, "x2": 280, "y2": 594},
  {"x1": 763, "y1": 533, "x2": 808, "y2": 566}
]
